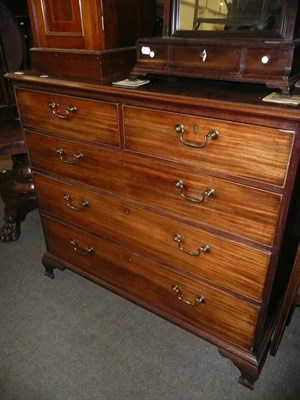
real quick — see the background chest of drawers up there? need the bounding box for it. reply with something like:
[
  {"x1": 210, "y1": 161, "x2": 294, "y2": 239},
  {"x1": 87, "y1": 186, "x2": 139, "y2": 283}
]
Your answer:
[{"x1": 9, "y1": 73, "x2": 300, "y2": 389}]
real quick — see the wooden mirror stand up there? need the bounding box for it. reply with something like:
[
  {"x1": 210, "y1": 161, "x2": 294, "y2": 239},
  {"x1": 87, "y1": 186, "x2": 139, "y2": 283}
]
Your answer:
[{"x1": 132, "y1": 0, "x2": 300, "y2": 93}]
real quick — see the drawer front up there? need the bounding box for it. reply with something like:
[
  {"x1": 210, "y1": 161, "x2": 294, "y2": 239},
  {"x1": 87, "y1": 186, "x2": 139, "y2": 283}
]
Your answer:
[
  {"x1": 170, "y1": 45, "x2": 241, "y2": 73},
  {"x1": 43, "y1": 216, "x2": 258, "y2": 349},
  {"x1": 124, "y1": 105, "x2": 294, "y2": 186},
  {"x1": 27, "y1": 131, "x2": 281, "y2": 245},
  {"x1": 16, "y1": 89, "x2": 119, "y2": 146},
  {"x1": 35, "y1": 175, "x2": 270, "y2": 301},
  {"x1": 244, "y1": 49, "x2": 289, "y2": 77},
  {"x1": 136, "y1": 44, "x2": 168, "y2": 69}
]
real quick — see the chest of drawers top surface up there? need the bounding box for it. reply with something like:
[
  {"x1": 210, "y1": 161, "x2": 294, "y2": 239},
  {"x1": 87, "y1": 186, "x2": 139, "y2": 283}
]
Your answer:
[{"x1": 9, "y1": 72, "x2": 300, "y2": 119}]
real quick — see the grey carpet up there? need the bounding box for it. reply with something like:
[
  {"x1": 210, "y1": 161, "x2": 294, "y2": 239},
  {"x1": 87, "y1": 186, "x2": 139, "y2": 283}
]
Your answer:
[{"x1": 0, "y1": 208, "x2": 299, "y2": 400}]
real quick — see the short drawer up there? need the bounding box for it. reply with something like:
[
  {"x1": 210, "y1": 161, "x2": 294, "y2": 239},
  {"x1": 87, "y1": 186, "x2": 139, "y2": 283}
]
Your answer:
[
  {"x1": 16, "y1": 89, "x2": 119, "y2": 146},
  {"x1": 43, "y1": 216, "x2": 258, "y2": 349},
  {"x1": 244, "y1": 48, "x2": 290, "y2": 77},
  {"x1": 35, "y1": 175, "x2": 270, "y2": 301},
  {"x1": 170, "y1": 45, "x2": 241, "y2": 74},
  {"x1": 27, "y1": 131, "x2": 281, "y2": 246},
  {"x1": 124, "y1": 105, "x2": 294, "y2": 186},
  {"x1": 136, "y1": 43, "x2": 168, "y2": 69}
]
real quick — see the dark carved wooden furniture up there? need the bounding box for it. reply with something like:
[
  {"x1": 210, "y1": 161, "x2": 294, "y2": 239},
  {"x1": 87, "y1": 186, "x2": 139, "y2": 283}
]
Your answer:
[
  {"x1": 0, "y1": 0, "x2": 37, "y2": 242},
  {"x1": 133, "y1": 0, "x2": 300, "y2": 93},
  {"x1": 0, "y1": 121, "x2": 37, "y2": 242},
  {"x1": 7, "y1": 71, "x2": 300, "y2": 390}
]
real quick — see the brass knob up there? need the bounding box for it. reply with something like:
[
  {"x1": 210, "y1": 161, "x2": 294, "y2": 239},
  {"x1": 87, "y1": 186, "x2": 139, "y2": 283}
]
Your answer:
[{"x1": 174, "y1": 123, "x2": 185, "y2": 134}]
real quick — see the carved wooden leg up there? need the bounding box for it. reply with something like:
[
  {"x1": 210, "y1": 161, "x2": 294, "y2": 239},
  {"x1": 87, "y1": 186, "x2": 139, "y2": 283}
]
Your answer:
[
  {"x1": 42, "y1": 253, "x2": 56, "y2": 279},
  {"x1": 43, "y1": 263, "x2": 55, "y2": 280},
  {"x1": 0, "y1": 153, "x2": 37, "y2": 242},
  {"x1": 218, "y1": 347, "x2": 269, "y2": 390},
  {"x1": 42, "y1": 253, "x2": 66, "y2": 279}
]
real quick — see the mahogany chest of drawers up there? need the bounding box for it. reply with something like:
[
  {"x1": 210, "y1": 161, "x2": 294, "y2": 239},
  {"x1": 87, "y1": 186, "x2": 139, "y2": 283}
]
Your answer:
[{"x1": 8, "y1": 73, "x2": 300, "y2": 389}]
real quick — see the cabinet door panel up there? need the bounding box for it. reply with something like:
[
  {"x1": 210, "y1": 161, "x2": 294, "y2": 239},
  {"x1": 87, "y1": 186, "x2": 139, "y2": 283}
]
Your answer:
[
  {"x1": 43, "y1": 216, "x2": 258, "y2": 349},
  {"x1": 124, "y1": 105, "x2": 294, "y2": 186},
  {"x1": 27, "y1": 0, "x2": 102, "y2": 50},
  {"x1": 35, "y1": 175, "x2": 270, "y2": 301}
]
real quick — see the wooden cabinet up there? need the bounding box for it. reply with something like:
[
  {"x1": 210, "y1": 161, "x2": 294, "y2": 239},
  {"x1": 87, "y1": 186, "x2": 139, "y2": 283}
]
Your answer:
[
  {"x1": 27, "y1": 0, "x2": 155, "y2": 80},
  {"x1": 8, "y1": 72, "x2": 300, "y2": 390}
]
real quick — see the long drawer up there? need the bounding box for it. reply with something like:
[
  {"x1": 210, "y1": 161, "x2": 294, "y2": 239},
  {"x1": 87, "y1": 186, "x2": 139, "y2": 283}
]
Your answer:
[
  {"x1": 123, "y1": 105, "x2": 294, "y2": 186},
  {"x1": 16, "y1": 89, "x2": 119, "y2": 146},
  {"x1": 26, "y1": 131, "x2": 281, "y2": 245},
  {"x1": 35, "y1": 174, "x2": 270, "y2": 301},
  {"x1": 42, "y1": 216, "x2": 259, "y2": 349}
]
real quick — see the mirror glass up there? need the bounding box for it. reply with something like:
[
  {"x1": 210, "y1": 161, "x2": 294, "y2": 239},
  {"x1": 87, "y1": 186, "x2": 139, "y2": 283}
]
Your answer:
[{"x1": 178, "y1": 0, "x2": 282, "y2": 32}]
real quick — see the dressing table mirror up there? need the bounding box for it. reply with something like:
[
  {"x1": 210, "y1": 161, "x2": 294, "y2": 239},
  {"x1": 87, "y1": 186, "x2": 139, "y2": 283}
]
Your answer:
[
  {"x1": 133, "y1": 0, "x2": 300, "y2": 93},
  {"x1": 177, "y1": 0, "x2": 282, "y2": 32}
]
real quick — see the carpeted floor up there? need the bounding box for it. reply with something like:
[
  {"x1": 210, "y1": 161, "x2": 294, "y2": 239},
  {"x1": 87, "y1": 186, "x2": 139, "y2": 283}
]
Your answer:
[{"x1": 0, "y1": 198, "x2": 299, "y2": 399}]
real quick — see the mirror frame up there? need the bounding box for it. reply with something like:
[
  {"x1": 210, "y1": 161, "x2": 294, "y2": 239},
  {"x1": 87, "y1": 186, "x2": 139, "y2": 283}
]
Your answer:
[{"x1": 163, "y1": 0, "x2": 298, "y2": 41}]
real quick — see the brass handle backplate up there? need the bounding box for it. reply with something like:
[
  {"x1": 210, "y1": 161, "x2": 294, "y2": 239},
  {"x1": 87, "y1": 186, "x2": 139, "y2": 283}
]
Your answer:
[
  {"x1": 172, "y1": 285, "x2": 205, "y2": 306},
  {"x1": 173, "y1": 234, "x2": 210, "y2": 256},
  {"x1": 70, "y1": 239, "x2": 94, "y2": 256},
  {"x1": 56, "y1": 148, "x2": 84, "y2": 165},
  {"x1": 64, "y1": 194, "x2": 88, "y2": 211},
  {"x1": 174, "y1": 124, "x2": 219, "y2": 148},
  {"x1": 174, "y1": 180, "x2": 215, "y2": 203},
  {"x1": 49, "y1": 101, "x2": 77, "y2": 119}
]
